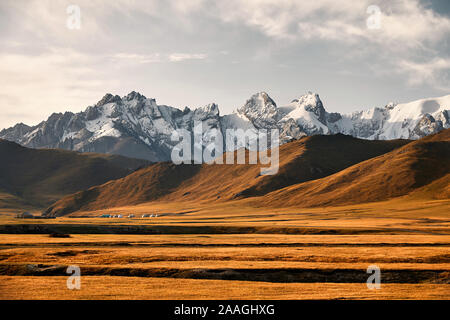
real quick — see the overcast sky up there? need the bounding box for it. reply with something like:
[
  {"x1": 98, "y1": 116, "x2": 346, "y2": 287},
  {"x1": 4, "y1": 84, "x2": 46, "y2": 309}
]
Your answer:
[{"x1": 1, "y1": 0, "x2": 450, "y2": 129}]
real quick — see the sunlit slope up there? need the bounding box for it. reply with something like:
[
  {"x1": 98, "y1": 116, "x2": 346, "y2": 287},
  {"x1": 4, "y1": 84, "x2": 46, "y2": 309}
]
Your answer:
[
  {"x1": 260, "y1": 129, "x2": 450, "y2": 207},
  {"x1": 44, "y1": 134, "x2": 409, "y2": 216}
]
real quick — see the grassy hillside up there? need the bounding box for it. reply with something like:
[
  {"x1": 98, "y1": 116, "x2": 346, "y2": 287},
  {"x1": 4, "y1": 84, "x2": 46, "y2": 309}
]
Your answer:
[
  {"x1": 0, "y1": 139, "x2": 149, "y2": 209},
  {"x1": 44, "y1": 134, "x2": 410, "y2": 216},
  {"x1": 259, "y1": 129, "x2": 450, "y2": 207}
]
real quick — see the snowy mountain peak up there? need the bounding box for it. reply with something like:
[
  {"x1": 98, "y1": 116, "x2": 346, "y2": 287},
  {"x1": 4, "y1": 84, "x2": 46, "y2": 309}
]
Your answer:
[
  {"x1": 255, "y1": 91, "x2": 276, "y2": 105},
  {"x1": 291, "y1": 91, "x2": 320, "y2": 104},
  {"x1": 385, "y1": 102, "x2": 397, "y2": 110},
  {"x1": 125, "y1": 91, "x2": 146, "y2": 101},
  {"x1": 277, "y1": 92, "x2": 329, "y2": 135},
  {"x1": 196, "y1": 103, "x2": 219, "y2": 115},
  {"x1": 1, "y1": 91, "x2": 448, "y2": 162},
  {"x1": 96, "y1": 93, "x2": 122, "y2": 107},
  {"x1": 237, "y1": 92, "x2": 280, "y2": 128},
  {"x1": 290, "y1": 92, "x2": 325, "y2": 117}
]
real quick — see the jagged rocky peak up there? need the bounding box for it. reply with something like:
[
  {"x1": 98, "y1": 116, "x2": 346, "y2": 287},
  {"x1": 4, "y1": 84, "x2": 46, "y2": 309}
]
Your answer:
[
  {"x1": 93, "y1": 91, "x2": 158, "y2": 117},
  {"x1": 84, "y1": 105, "x2": 100, "y2": 120},
  {"x1": 0, "y1": 122, "x2": 32, "y2": 140},
  {"x1": 0, "y1": 91, "x2": 448, "y2": 162},
  {"x1": 123, "y1": 91, "x2": 158, "y2": 113},
  {"x1": 291, "y1": 92, "x2": 326, "y2": 118},
  {"x1": 413, "y1": 113, "x2": 443, "y2": 136},
  {"x1": 182, "y1": 106, "x2": 192, "y2": 114},
  {"x1": 96, "y1": 93, "x2": 122, "y2": 106},
  {"x1": 437, "y1": 110, "x2": 449, "y2": 124},
  {"x1": 238, "y1": 92, "x2": 277, "y2": 113},
  {"x1": 125, "y1": 91, "x2": 146, "y2": 101},
  {"x1": 385, "y1": 102, "x2": 397, "y2": 110},
  {"x1": 256, "y1": 91, "x2": 276, "y2": 105},
  {"x1": 291, "y1": 91, "x2": 321, "y2": 104},
  {"x1": 196, "y1": 103, "x2": 219, "y2": 116},
  {"x1": 237, "y1": 92, "x2": 280, "y2": 128},
  {"x1": 190, "y1": 103, "x2": 221, "y2": 129}
]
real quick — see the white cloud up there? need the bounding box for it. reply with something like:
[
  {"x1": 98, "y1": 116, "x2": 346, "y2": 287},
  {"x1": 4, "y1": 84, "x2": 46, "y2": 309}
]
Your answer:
[
  {"x1": 5, "y1": 0, "x2": 449, "y2": 52},
  {"x1": 0, "y1": 0, "x2": 449, "y2": 128},
  {"x1": 0, "y1": 48, "x2": 116, "y2": 129},
  {"x1": 397, "y1": 58, "x2": 450, "y2": 91},
  {"x1": 170, "y1": 0, "x2": 206, "y2": 14},
  {"x1": 111, "y1": 52, "x2": 208, "y2": 63},
  {"x1": 163, "y1": 0, "x2": 450, "y2": 90},
  {"x1": 222, "y1": 1, "x2": 448, "y2": 90},
  {"x1": 210, "y1": 0, "x2": 450, "y2": 48},
  {"x1": 112, "y1": 53, "x2": 162, "y2": 64},
  {"x1": 168, "y1": 53, "x2": 208, "y2": 62}
]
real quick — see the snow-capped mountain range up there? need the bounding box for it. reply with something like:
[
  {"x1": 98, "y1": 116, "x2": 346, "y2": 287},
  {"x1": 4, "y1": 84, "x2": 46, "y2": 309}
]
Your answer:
[{"x1": 1, "y1": 91, "x2": 449, "y2": 161}]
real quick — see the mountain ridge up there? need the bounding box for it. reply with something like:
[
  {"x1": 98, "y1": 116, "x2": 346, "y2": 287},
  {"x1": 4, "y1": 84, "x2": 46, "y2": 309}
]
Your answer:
[
  {"x1": 43, "y1": 133, "x2": 410, "y2": 216},
  {"x1": 0, "y1": 139, "x2": 150, "y2": 209},
  {"x1": 1, "y1": 91, "x2": 449, "y2": 161},
  {"x1": 258, "y1": 128, "x2": 450, "y2": 207},
  {"x1": 42, "y1": 129, "x2": 450, "y2": 216}
]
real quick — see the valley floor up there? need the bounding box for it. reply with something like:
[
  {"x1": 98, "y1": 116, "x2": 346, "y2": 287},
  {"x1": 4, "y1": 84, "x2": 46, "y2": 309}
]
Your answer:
[
  {"x1": 0, "y1": 198, "x2": 449, "y2": 300},
  {"x1": 1, "y1": 277, "x2": 448, "y2": 300}
]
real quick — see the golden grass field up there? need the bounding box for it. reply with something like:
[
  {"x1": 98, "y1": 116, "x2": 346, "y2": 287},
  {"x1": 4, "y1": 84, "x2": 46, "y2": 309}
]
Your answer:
[
  {"x1": 2, "y1": 277, "x2": 448, "y2": 300},
  {"x1": 0, "y1": 197, "x2": 449, "y2": 300}
]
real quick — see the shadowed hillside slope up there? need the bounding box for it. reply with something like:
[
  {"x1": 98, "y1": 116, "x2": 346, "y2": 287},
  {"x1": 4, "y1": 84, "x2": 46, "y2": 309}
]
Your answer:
[
  {"x1": 0, "y1": 139, "x2": 149, "y2": 209},
  {"x1": 43, "y1": 162, "x2": 201, "y2": 216},
  {"x1": 259, "y1": 129, "x2": 450, "y2": 207},
  {"x1": 163, "y1": 134, "x2": 409, "y2": 201},
  {"x1": 44, "y1": 134, "x2": 409, "y2": 216}
]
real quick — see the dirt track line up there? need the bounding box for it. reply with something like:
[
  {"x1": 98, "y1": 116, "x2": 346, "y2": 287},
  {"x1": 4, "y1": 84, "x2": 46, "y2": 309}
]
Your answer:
[
  {"x1": 0, "y1": 263, "x2": 448, "y2": 284},
  {"x1": 1, "y1": 224, "x2": 449, "y2": 235},
  {"x1": 1, "y1": 242, "x2": 450, "y2": 248}
]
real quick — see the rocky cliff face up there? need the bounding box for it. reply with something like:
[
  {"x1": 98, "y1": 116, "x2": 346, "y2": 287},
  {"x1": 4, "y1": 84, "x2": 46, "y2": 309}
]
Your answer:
[{"x1": 1, "y1": 91, "x2": 449, "y2": 161}]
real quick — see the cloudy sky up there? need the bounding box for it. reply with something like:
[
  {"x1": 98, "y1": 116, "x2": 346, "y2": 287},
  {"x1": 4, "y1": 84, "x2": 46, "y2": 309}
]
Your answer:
[{"x1": 1, "y1": 0, "x2": 449, "y2": 129}]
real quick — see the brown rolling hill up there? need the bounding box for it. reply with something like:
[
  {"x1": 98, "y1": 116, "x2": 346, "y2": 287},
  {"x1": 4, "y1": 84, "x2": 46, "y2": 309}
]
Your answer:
[
  {"x1": 0, "y1": 139, "x2": 149, "y2": 209},
  {"x1": 43, "y1": 134, "x2": 410, "y2": 216},
  {"x1": 258, "y1": 129, "x2": 450, "y2": 207}
]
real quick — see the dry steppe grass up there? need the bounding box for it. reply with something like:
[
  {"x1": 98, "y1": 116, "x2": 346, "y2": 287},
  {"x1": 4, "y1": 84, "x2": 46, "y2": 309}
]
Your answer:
[
  {"x1": 1, "y1": 197, "x2": 449, "y2": 299},
  {"x1": 1, "y1": 276, "x2": 448, "y2": 300}
]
